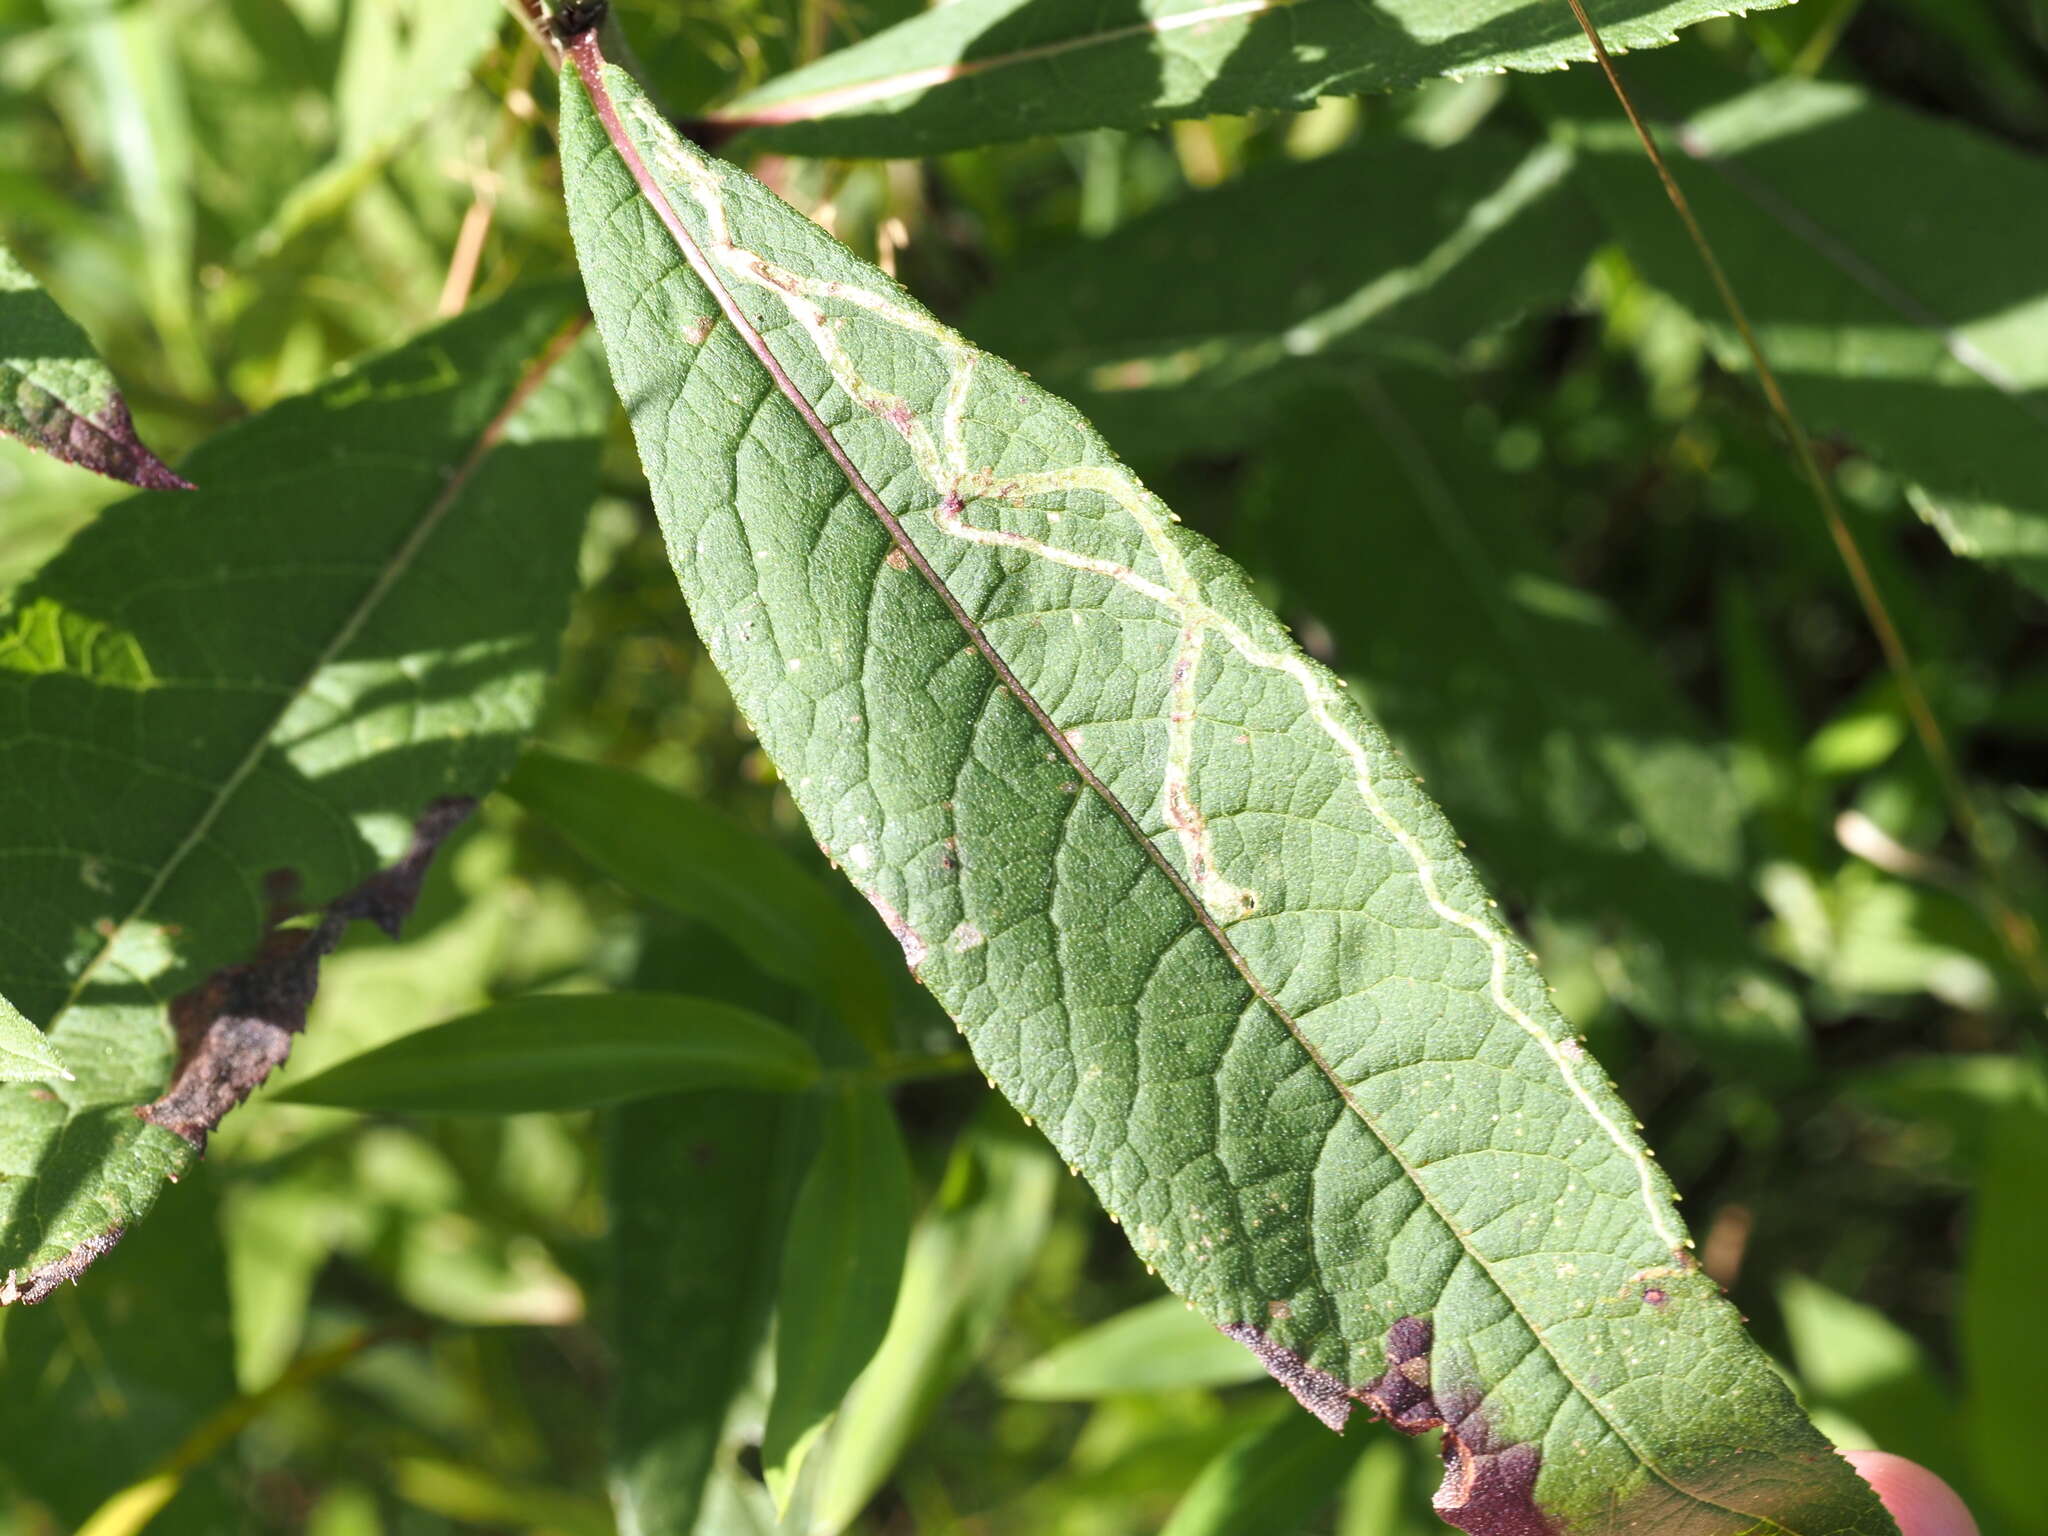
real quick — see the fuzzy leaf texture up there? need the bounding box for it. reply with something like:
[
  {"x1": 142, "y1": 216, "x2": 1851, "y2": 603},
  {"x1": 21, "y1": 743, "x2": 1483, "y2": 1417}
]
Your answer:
[
  {"x1": 560, "y1": 53, "x2": 1896, "y2": 1536},
  {"x1": 712, "y1": 0, "x2": 1798, "y2": 156},
  {"x1": 0, "y1": 286, "x2": 601, "y2": 1302},
  {"x1": 0, "y1": 236, "x2": 189, "y2": 490}
]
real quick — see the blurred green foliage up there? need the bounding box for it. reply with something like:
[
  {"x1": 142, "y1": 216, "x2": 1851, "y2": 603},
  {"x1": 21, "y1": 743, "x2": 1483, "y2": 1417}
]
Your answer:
[{"x1": 1, "y1": 0, "x2": 2045, "y2": 1531}]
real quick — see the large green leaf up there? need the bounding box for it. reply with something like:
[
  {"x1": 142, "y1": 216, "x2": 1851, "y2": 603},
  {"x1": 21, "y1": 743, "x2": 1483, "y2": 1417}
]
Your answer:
[
  {"x1": 1244, "y1": 374, "x2": 1799, "y2": 1071},
  {"x1": 712, "y1": 0, "x2": 1797, "y2": 156},
  {"x1": 274, "y1": 992, "x2": 821, "y2": 1112},
  {"x1": 1553, "y1": 60, "x2": 2048, "y2": 599},
  {"x1": 561, "y1": 51, "x2": 1895, "y2": 1536},
  {"x1": 0, "y1": 236, "x2": 189, "y2": 490},
  {"x1": 964, "y1": 134, "x2": 1596, "y2": 464},
  {"x1": 0, "y1": 285, "x2": 601, "y2": 1303}
]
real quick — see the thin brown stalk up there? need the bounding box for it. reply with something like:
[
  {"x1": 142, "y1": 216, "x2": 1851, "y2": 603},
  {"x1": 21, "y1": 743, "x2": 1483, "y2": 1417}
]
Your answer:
[{"x1": 1561, "y1": 0, "x2": 2047, "y2": 1000}]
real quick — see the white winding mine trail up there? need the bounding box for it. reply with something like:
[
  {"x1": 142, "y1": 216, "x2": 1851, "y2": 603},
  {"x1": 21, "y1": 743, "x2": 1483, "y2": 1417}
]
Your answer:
[{"x1": 636, "y1": 99, "x2": 1682, "y2": 1253}]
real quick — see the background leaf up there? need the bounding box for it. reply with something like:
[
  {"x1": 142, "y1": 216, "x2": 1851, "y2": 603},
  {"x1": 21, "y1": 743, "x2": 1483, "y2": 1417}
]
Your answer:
[
  {"x1": 562, "y1": 54, "x2": 1896, "y2": 1535},
  {"x1": 792, "y1": 1108, "x2": 1059, "y2": 1535},
  {"x1": 505, "y1": 748, "x2": 895, "y2": 1053},
  {"x1": 714, "y1": 0, "x2": 1799, "y2": 156},
  {"x1": 1553, "y1": 56, "x2": 2048, "y2": 599},
  {"x1": 965, "y1": 134, "x2": 1596, "y2": 465},
  {"x1": 1243, "y1": 371, "x2": 1800, "y2": 1072},
  {"x1": 762, "y1": 1074, "x2": 915, "y2": 1508},
  {"x1": 1005, "y1": 1295, "x2": 1268, "y2": 1400},
  {"x1": 0, "y1": 285, "x2": 602, "y2": 1300},
  {"x1": 275, "y1": 992, "x2": 820, "y2": 1113}
]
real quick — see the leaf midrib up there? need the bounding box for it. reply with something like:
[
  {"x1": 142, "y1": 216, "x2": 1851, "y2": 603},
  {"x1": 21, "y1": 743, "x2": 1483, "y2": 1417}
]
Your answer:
[
  {"x1": 52, "y1": 315, "x2": 588, "y2": 1025},
  {"x1": 573, "y1": 49, "x2": 1806, "y2": 1533}
]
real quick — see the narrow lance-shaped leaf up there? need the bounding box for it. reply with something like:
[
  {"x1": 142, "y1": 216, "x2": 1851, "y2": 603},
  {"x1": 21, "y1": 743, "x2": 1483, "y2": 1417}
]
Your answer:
[
  {"x1": 1548, "y1": 58, "x2": 2048, "y2": 600},
  {"x1": 503, "y1": 749, "x2": 894, "y2": 1053},
  {"x1": 793, "y1": 1108, "x2": 1059, "y2": 1535},
  {"x1": 710, "y1": 0, "x2": 1798, "y2": 157},
  {"x1": 0, "y1": 236, "x2": 190, "y2": 490},
  {"x1": 0, "y1": 285, "x2": 602, "y2": 1302},
  {"x1": 561, "y1": 46, "x2": 1896, "y2": 1536},
  {"x1": 274, "y1": 992, "x2": 820, "y2": 1113}
]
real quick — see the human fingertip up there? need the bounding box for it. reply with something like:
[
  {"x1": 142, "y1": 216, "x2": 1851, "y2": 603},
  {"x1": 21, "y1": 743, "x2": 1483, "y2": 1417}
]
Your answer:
[{"x1": 1843, "y1": 1450, "x2": 1979, "y2": 1536}]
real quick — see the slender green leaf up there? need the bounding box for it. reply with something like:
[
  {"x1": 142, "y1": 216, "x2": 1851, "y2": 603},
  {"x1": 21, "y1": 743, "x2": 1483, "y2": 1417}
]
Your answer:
[
  {"x1": 275, "y1": 992, "x2": 819, "y2": 1113},
  {"x1": 0, "y1": 285, "x2": 601, "y2": 1302},
  {"x1": 608, "y1": 1090, "x2": 803, "y2": 1535},
  {"x1": 0, "y1": 236, "x2": 188, "y2": 490},
  {"x1": 966, "y1": 135, "x2": 1596, "y2": 463},
  {"x1": 761, "y1": 1074, "x2": 914, "y2": 1508},
  {"x1": 503, "y1": 749, "x2": 893, "y2": 1053},
  {"x1": 0, "y1": 989, "x2": 70, "y2": 1083},
  {"x1": 714, "y1": 0, "x2": 1798, "y2": 156},
  {"x1": 562, "y1": 53, "x2": 1896, "y2": 1535},
  {"x1": 1961, "y1": 1095, "x2": 2048, "y2": 1534},
  {"x1": 1006, "y1": 1296, "x2": 1269, "y2": 1400},
  {"x1": 1162, "y1": 1400, "x2": 1365, "y2": 1536},
  {"x1": 606, "y1": 921, "x2": 815, "y2": 1536},
  {"x1": 1553, "y1": 60, "x2": 2048, "y2": 599},
  {"x1": 794, "y1": 1109, "x2": 1058, "y2": 1535},
  {"x1": 1245, "y1": 374, "x2": 1801, "y2": 1071}
]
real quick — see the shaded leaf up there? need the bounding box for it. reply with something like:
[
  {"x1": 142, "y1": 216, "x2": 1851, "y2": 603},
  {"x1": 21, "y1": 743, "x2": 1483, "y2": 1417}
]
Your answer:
[
  {"x1": 0, "y1": 237, "x2": 189, "y2": 489},
  {"x1": 0, "y1": 1170, "x2": 239, "y2": 1533},
  {"x1": 1006, "y1": 1295, "x2": 1269, "y2": 1400},
  {"x1": 713, "y1": 0, "x2": 1798, "y2": 157},
  {"x1": 276, "y1": 991, "x2": 821, "y2": 1112},
  {"x1": 761, "y1": 1073, "x2": 914, "y2": 1507},
  {"x1": 966, "y1": 135, "x2": 1596, "y2": 463},
  {"x1": 561, "y1": 51, "x2": 1895, "y2": 1535},
  {"x1": 1553, "y1": 60, "x2": 2048, "y2": 599},
  {"x1": 1244, "y1": 374, "x2": 1801, "y2": 1072},
  {"x1": 0, "y1": 285, "x2": 602, "y2": 1301},
  {"x1": 504, "y1": 749, "x2": 893, "y2": 1052},
  {"x1": 608, "y1": 1092, "x2": 803, "y2": 1535}
]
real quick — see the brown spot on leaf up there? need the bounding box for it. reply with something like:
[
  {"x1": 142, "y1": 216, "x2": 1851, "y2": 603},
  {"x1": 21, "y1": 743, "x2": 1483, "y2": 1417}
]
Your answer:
[
  {"x1": 1221, "y1": 1315, "x2": 1553, "y2": 1536},
  {"x1": 1217, "y1": 1321, "x2": 1357, "y2": 1430},
  {"x1": 0, "y1": 1225, "x2": 125, "y2": 1306},
  {"x1": 139, "y1": 797, "x2": 473, "y2": 1151}
]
